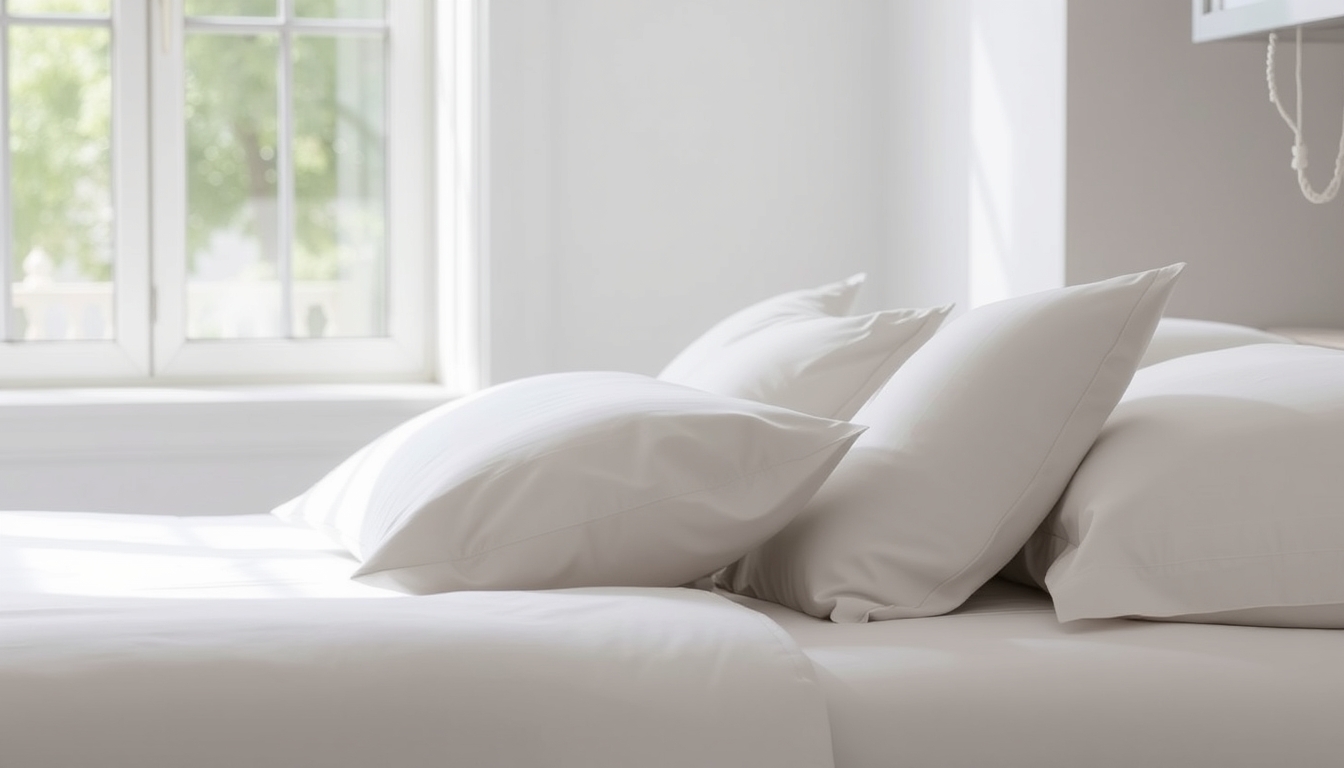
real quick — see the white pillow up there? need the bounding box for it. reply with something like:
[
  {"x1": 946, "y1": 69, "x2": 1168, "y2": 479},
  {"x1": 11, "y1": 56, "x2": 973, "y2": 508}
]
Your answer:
[
  {"x1": 273, "y1": 371, "x2": 864, "y2": 595},
  {"x1": 718, "y1": 265, "x2": 1183, "y2": 622},
  {"x1": 1140, "y1": 317, "x2": 1293, "y2": 368},
  {"x1": 1018, "y1": 344, "x2": 1344, "y2": 627},
  {"x1": 659, "y1": 274, "x2": 951, "y2": 420}
]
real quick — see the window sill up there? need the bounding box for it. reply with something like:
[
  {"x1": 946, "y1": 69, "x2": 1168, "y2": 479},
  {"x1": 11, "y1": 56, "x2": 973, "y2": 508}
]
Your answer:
[{"x1": 0, "y1": 383, "x2": 456, "y2": 409}]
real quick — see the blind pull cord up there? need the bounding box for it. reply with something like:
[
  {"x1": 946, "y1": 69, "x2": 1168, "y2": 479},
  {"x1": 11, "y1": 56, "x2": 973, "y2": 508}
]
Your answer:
[{"x1": 1266, "y1": 26, "x2": 1344, "y2": 203}]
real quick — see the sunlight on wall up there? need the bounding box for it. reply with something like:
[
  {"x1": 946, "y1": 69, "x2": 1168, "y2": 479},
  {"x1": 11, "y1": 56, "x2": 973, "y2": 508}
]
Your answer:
[
  {"x1": 965, "y1": 0, "x2": 1066, "y2": 309},
  {"x1": 969, "y1": 22, "x2": 1013, "y2": 308}
]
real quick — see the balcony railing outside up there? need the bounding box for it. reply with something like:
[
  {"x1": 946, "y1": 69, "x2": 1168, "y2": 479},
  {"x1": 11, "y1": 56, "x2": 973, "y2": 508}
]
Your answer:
[{"x1": 11, "y1": 248, "x2": 364, "y2": 341}]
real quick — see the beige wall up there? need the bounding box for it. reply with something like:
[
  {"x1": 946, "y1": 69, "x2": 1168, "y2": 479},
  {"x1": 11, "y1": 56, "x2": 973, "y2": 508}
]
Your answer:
[{"x1": 1067, "y1": 0, "x2": 1344, "y2": 327}]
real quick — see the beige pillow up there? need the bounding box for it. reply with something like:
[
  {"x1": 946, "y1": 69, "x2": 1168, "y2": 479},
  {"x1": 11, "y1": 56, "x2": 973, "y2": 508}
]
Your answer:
[
  {"x1": 1140, "y1": 317, "x2": 1293, "y2": 368},
  {"x1": 719, "y1": 265, "x2": 1183, "y2": 622},
  {"x1": 1020, "y1": 344, "x2": 1344, "y2": 627}
]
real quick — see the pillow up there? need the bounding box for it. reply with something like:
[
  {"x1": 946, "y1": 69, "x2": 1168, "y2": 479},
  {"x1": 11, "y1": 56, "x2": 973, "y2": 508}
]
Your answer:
[
  {"x1": 717, "y1": 265, "x2": 1183, "y2": 622},
  {"x1": 273, "y1": 371, "x2": 864, "y2": 595},
  {"x1": 658, "y1": 274, "x2": 951, "y2": 420},
  {"x1": 1140, "y1": 317, "x2": 1293, "y2": 368},
  {"x1": 1017, "y1": 343, "x2": 1344, "y2": 627}
]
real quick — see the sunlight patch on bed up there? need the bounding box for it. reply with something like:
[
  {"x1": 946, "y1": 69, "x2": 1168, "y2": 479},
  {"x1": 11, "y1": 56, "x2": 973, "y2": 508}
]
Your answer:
[
  {"x1": 0, "y1": 512, "x2": 387, "y2": 600},
  {"x1": 1, "y1": 545, "x2": 378, "y2": 599}
]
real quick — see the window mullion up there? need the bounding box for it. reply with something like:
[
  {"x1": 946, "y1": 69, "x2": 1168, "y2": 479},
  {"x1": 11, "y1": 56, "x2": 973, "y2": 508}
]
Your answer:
[
  {"x1": 149, "y1": 0, "x2": 189, "y2": 373},
  {"x1": 278, "y1": 0, "x2": 294, "y2": 338},
  {"x1": 112, "y1": 0, "x2": 153, "y2": 374}
]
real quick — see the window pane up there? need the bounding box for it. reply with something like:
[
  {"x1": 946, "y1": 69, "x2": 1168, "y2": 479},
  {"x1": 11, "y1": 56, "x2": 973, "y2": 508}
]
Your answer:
[
  {"x1": 6, "y1": 0, "x2": 109, "y2": 15},
  {"x1": 184, "y1": 0, "x2": 276, "y2": 18},
  {"x1": 293, "y1": 0, "x2": 384, "y2": 20},
  {"x1": 293, "y1": 35, "x2": 385, "y2": 339},
  {"x1": 184, "y1": 33, "x2": 281, "y2": 340},
  {"x1": 8, "y1": 25, "x2": 114, "y2": 342}
]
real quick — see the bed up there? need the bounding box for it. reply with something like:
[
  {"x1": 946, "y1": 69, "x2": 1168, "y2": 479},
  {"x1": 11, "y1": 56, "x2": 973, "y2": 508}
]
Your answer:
[
  {"x1": 5, "y1": 271, "x2": 1342, "y2": 767},
  {"x1": 2, "y1": 511, "x2": 1341, "y2": 768}
]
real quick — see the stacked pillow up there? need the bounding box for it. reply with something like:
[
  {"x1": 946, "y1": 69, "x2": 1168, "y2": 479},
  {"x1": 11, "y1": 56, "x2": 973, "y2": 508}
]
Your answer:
[
  {"x1": 274, "y1": 275, "x2": 946, "y2": 595},
  {"x1": 1016, "y1": 343, "x2": 1344, "y2": 628}
]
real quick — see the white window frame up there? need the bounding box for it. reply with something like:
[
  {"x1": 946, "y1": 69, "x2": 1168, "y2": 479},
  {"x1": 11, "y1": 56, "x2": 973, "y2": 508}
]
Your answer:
[
  {"x1": 0, "y1": 1, "x2": 151, "y2": 383},
  {"x1": 1, "y1": 0, "x2": 436, "y2": 386}
]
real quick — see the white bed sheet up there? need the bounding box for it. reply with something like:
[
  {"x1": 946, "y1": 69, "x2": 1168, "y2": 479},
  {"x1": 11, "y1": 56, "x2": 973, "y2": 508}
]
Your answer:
[
  {"x1": 0, "y1": 512, "x2": 835, "y2": 768},
  {"x1": 13, "y1": 511, "x2": 1341, "y2": 768},
  {"x1": 733, "y1": 580, "x2": 1344, "y2": 768}
]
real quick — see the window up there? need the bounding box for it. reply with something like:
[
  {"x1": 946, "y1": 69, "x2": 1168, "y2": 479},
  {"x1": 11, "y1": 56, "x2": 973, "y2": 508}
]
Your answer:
[{"x1": 0, "y1": 0, "x2": 432, "y2": 384}]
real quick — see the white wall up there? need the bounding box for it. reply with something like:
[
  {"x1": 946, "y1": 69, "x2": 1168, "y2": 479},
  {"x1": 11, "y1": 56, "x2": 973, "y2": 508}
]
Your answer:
[
  {"x1": 492, "y1": 0, "x2": 1344, "y2": 359},
  {"x1": 884, "y1": 1, "x2": 971, "y2": 311},
  {"x1": 494, "y1": 0, "x2": 1344, "y2": 342},
  {"x1": 0, "y1": 389, "x2": 444, "y2": 516},
  {"x1": 487, "y1": 0, "x2": 891, "y2": 381},
  {"x1": 484, "y1": 0, "x2": 559, "y2": 383},
  {"x1": 1067, "y1": 0, "x2": 1344, "y2": 328}
]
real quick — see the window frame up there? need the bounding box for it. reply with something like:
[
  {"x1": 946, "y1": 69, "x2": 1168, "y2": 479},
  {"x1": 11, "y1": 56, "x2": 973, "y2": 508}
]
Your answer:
[
  {"x1": 0, "y1": 0, "x2": 436, "y2": 387},
  {"x1": 0, "y1": 0, "x2": 151, "y2": 384}
]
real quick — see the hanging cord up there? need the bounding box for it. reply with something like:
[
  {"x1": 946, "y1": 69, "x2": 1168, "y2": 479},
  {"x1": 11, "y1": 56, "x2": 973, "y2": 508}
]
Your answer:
[{"x1": 1266, "y1": 27, "x2": 1344, "y2": 203}]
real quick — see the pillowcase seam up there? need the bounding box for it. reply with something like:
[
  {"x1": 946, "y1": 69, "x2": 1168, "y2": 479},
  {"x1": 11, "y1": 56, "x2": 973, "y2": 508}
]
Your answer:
[{"x1": 1063, "y1": 546, "x2": 1344, "y2": 575}]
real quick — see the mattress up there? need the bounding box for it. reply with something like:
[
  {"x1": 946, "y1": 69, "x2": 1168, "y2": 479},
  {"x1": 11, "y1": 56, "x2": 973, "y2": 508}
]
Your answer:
[{"x1": 733, "y1": 581, "x2": 1344, "y2": 768}]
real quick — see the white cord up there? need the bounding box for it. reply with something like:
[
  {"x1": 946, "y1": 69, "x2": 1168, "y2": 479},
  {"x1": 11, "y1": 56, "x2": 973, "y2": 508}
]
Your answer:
[{"x1": 1266, "y1": 27, "x2": 1344, "y2": 203}]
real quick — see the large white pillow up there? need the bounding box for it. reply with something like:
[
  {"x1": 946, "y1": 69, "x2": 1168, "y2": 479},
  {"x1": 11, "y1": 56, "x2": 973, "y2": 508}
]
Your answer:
[
  {"x1": 273, "y1": 372, "x2": 864, "y2": 595},
  {"x1": 1140, "y1": 317, "x2": 1292, "y2": 368},
  {"x1": 659, "y1": 274, "x2": 950, "y2": 420},
  {"x1": 718, "y1": 265, "x2": 1183, "y2": 622},
  {"x1": 1018, "y1": 344, "x2": 1344, "y2": 627}
]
